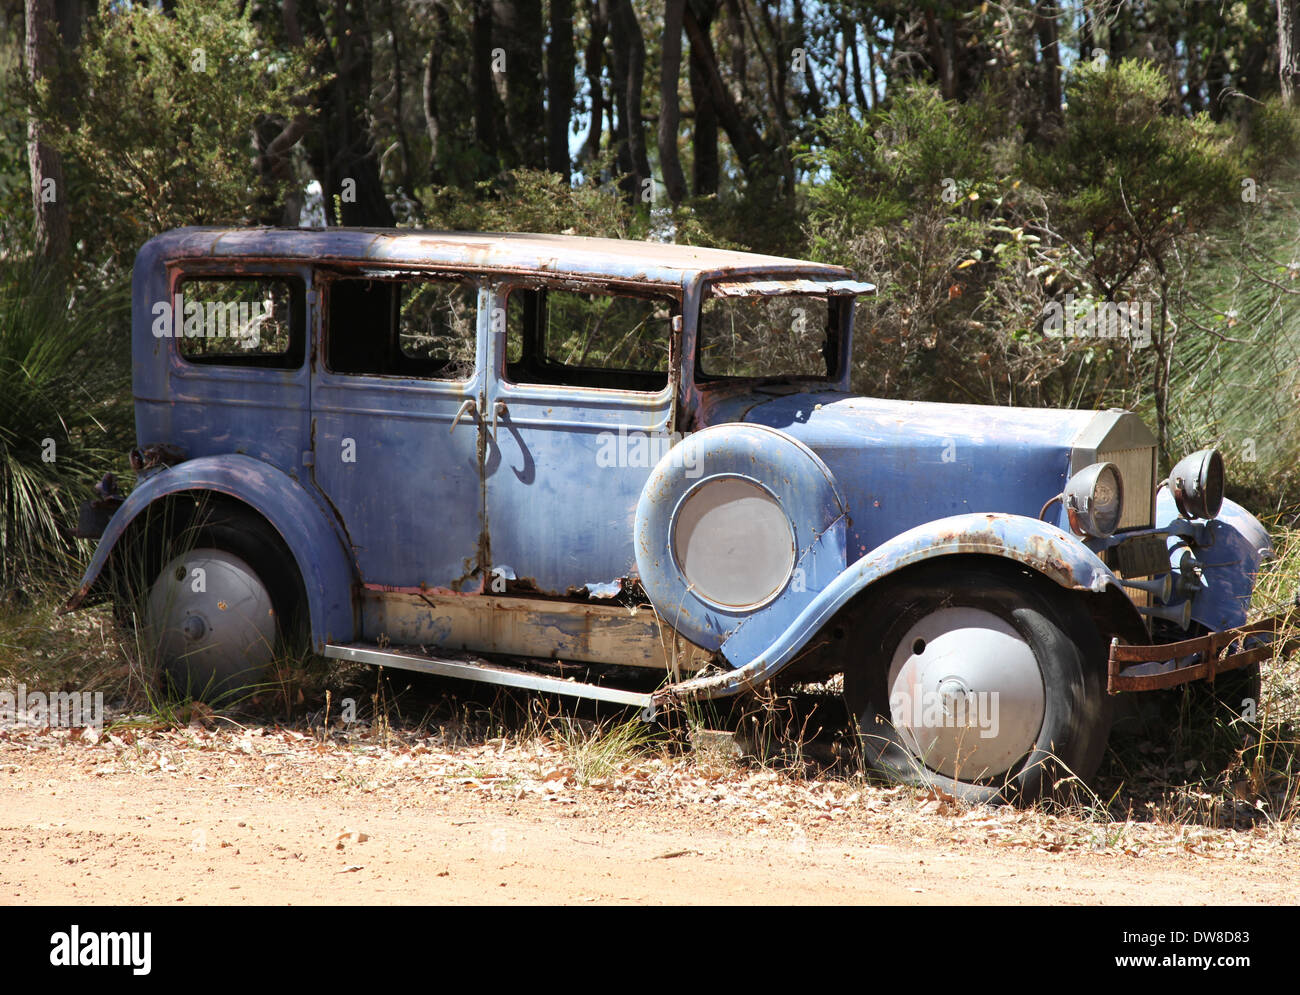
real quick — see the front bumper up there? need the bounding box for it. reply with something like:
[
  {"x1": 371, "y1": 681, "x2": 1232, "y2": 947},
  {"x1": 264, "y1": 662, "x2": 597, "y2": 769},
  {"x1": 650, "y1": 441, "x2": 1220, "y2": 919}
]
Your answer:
[{"x1": 1107, "y1": 608, "x2": 1299, "y2": 693}]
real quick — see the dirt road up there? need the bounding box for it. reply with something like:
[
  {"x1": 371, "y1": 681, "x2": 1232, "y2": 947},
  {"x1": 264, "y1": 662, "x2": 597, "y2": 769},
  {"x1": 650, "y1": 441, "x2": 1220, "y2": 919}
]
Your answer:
[{"x1": 1, "y1": 721, "x2": 1296, "y2": 905}]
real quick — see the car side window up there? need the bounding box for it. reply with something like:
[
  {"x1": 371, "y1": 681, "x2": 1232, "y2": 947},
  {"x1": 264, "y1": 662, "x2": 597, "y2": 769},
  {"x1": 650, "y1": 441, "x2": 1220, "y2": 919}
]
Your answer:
[
  {"x1": 326, "y1": 276, "x2": 478, "y2": 381},
  {"x1": 505, "y1": 286, "x2": 673, "y2": 392},
  {"x1": 173, "y1": 276, "x2": 305, "y2": 369}
]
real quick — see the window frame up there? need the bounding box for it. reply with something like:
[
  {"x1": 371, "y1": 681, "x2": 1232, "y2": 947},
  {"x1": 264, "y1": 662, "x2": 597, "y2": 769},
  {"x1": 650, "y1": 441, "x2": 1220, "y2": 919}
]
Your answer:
[
  {"x1": 693, "y1": 289, "x2": 853, "y2": 384},
  {"x1": 170, "y1": 270, "x2": 308, "y2": 371},
  {"x1": 319, "y1": 267, "x2": 483, "y2": 384},
  {"x1": 499, "y1": 279, "x2": 682, "y2": 395}
]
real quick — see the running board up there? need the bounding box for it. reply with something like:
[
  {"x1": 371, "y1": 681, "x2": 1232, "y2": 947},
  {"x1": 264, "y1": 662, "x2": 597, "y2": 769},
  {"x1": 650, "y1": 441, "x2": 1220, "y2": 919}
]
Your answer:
[{"x1": 323, "y1": 643, "x2": 656, "y2": 712}]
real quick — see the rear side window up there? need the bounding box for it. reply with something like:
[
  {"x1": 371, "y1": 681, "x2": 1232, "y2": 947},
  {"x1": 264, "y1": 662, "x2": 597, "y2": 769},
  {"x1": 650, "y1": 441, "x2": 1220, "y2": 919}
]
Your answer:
[
  {"x1": 171, "y1": 276, "x2": 305, "y2": 369},
  {"x1": 326, "y1": 276, "x2": 478, "y2": 380}
]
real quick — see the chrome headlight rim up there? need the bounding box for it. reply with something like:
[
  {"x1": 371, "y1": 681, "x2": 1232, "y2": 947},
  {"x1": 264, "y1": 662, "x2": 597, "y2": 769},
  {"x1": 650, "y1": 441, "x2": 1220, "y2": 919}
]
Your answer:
[
  {"x1": 1063, "y1": 461, "x2": 1124, "y2": 538},
  {"x1": 1168, "y1": 448, "x2": 1225, "y2": 521}
]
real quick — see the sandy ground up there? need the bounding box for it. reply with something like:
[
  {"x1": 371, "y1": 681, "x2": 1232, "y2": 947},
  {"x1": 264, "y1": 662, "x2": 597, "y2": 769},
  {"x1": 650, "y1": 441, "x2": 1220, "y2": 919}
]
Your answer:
[{"x1": 1, "y1": 720, "x2": 1297, "y2": 906}]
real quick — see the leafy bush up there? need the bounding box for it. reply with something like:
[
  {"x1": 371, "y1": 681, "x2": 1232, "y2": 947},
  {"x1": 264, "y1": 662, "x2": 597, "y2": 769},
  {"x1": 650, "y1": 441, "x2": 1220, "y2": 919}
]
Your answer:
[
  {"x1": 0, "y1": 260, "x2": 128, "y2": 589},
  {"x1": 420, "y1": 166, "x2": 640, "y2": 239},
  {"x1": 1032, "y1": 60, "x2": 1241, "y2": 298},
  {"x1": 800, "y1": 87, "x2": 1100, "y2": 408},
  {"x1": 31, "y1": 0, "x2": 318, "y2": 274},
  {"x1": 1243, "y1": 97, "x2": 1300, "y2": 179}
]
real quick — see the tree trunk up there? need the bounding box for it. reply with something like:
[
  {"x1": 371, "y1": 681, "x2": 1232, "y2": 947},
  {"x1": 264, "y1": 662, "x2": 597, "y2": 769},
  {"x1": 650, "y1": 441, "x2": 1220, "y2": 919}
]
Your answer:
[
  {"x1": 688, "y1": 0, "x2": 718, "y2": 196},
  {"x1": 471, "y1": 0, "x2": 501, "y2": 176},
  {"x1": 865, "y1": 35, "x2": 879, "y2": 108},
  {"x1": 1279, "y1": 0, "x2": 1300, "y2": 105},
  {"x1": 546, "y1": 0, "x2": 575, "y2": 181},
  {"x1": 581, "y1": 1, "x2": 607, "y2": 166},
  {"x1": 1035, "y1": 1, "x2": 1061, "y2": 119},
  {"x1": 493, "y1": 0, "x2": 546, "y2": 169},
  {"x1": 384, "y1": 0, "x2": 419, "y2": 199},
  {"x1": 846, "y1": 17, "x2": 868, "y2": 110},
  {"x1": 25, "y1": 0, "x2": 71, "y2": 273},
  {"x1": 834, "y1": 21, "x2": 849, "y2": 106},
  {"x1": 422, "y1": 2, "x2": 450, "y2": 184},
  {"x1": 299, "y1": 0, "x2": 395, "y2": 227},
  {"x1": 607, "y1": 0, "x2": 650, "y2": 201},
  {"x1": 659, "y1": 0, "x2": 687, "y2": 204},
  {"x1": 682, "y1": 2, "x2": 767, "y2": 181},
  {"x1": 923, "y1": 9, "x2": 954, "y2": 99}
]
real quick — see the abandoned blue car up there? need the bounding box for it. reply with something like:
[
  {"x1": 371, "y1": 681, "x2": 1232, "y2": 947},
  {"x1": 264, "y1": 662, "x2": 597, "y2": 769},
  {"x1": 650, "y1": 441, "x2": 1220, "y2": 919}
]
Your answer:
[{"x1": 67, "y1": 227, "x2": 1293, "y2": 802}]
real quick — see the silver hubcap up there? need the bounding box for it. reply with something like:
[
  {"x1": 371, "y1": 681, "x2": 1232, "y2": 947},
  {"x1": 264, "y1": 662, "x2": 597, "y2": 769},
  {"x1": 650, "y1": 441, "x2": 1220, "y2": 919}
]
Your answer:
[
  {"x1": 143, "y1": 548, "x2": 276, "y2": 695},
  {"x1": 886, "y1": 607, "x2": 1045, "y2": 780}
]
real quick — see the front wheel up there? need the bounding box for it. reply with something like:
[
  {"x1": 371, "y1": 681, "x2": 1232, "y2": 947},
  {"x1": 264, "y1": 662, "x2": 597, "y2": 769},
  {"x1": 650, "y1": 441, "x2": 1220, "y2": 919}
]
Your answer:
[{"x1": 843, "y1": 565, "x2": 1112, "y2": 804}]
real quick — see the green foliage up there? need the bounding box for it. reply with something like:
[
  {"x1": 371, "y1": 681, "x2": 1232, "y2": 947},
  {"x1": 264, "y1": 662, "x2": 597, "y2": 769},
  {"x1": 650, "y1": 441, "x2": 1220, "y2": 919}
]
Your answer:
[
  {"x1": 1164, "y1": 193, "x2": 1300, "y2": 513},
  {"x1": 1243, "y1": 97, "x2": 1300, "y2": 179},
  {"x1": 0, "y1": 38, "x2": 33, "y2": 248},
  {"x1": 801, "y1": 89, "x2": 997, "y2": 254},
  {"x1": 33, "y1": 0, "x2": 318, "y2": 271},
  {"x1": 1033, "y1": 60, "x2": 1242, "y2": 295},
  {"x1": 0, "y1": 258, "x2": 128, "y2": 588},
  {"x1": 799, "y1": 87, "x2": 1091, "y2": 408},
  {"x1": 421, "y1": 167, "x2": 640, "y2": 239}
]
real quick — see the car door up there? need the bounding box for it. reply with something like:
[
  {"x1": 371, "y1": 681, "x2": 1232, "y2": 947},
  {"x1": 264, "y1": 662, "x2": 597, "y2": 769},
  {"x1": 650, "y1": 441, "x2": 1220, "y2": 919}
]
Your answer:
[
  {"x1": 482, "y1": 280, "x2": 681, "y2": 596},
  {"x1": 311, "y1": 269, "x2": 487, "y2": 592}
]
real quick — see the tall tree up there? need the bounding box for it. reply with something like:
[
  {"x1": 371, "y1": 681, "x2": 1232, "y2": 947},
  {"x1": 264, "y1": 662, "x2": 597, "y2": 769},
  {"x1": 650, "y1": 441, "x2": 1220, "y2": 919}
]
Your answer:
[
  {"x1": 494, "y1": 0, "x2": 546, "y2": 169},
  {"x1": 581, "y1": 0, "x2": 608, "y2": 166},
  {"x1": 547, "y1": 0, "x2": 575, "y2": 181},
  {"x1": 1279, "y1": 0, "x2": 1300, "y2": 105},
  {"x1": 607, "y1": 0, "x2": 650, "y2": 200},
  {"x1": 1035, "y1": 1, "x2": 1061, "y2": 121},
  {"x1": 24, "y1": 0, "x2": 70, "y2": 272},
  {"x1": 687, "y1": 0, "x2": 719, "y2": 196},
  {"x1": 471, "y1": 0, "x2": 502, "y2": 175},
  {"x1": 659, "y1": 0, "x2": 687, "y2": 204},
  {"x1": 299, "y1": 0, "x2": 394, "y2": 226},
  {"x1": 683, "y1": 1, "x2": 769, "y2": 184}
]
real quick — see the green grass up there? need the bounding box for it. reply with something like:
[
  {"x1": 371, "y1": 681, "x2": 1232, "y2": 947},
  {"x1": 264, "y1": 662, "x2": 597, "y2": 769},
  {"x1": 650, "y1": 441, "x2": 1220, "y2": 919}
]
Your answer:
[{"x1": 551, "y1": 715, "x2": 658, "y2": 785}]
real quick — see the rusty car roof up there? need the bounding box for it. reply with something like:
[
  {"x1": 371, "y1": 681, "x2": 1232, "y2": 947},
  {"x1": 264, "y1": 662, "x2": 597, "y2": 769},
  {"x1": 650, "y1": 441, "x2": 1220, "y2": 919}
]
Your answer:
[{"x1": 144, "y1": 226, "x2": 862, "y2": 287}]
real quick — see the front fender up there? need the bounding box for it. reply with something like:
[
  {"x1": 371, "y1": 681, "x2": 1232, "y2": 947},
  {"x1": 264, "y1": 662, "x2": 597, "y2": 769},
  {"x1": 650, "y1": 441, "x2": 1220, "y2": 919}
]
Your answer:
[
  {"x1": 661, "y1": 512, "x2": 1126, "y2": 703},
  {"x1": 67, "y1": 455, "x2": 357, "y2": 649},
  {"x1": 1157, "y1": 491, "x2": 1273, "y2": 631}
]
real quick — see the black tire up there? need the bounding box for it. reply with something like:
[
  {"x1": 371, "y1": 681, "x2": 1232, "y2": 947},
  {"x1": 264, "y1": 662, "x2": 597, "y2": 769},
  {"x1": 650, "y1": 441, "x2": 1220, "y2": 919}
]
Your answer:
[
  {"x1": 843, "y1": 564, "x2": 1112, "y2": 805},
  {"x1": 121, "y1": 496, "x2": 306, "y2": 703}
]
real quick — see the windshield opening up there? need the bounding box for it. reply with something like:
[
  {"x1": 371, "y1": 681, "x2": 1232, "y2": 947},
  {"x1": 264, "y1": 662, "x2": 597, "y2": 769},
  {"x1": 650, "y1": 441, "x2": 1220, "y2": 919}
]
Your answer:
[{"x1": 697, "y1": 293, "x2": 848, "y2": 380}]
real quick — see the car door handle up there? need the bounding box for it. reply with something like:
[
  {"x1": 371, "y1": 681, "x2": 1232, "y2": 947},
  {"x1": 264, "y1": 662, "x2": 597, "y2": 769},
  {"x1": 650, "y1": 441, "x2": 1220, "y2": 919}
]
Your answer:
[
  {"x1": 449, "y1": 399, "x2": 477, "y2": 434},
  {"x1": 492, "y1": 400, "x2": 508, "y2": 442}
]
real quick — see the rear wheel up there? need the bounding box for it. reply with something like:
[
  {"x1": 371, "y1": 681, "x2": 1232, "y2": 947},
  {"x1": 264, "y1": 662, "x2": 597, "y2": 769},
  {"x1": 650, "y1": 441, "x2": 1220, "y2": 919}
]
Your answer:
[
  {"x1": 843, "y1": 564, "x2": 1111, "y2": 804},
  {"x1": 126, "y1": 498, "x2": 305, "y2": 702}
]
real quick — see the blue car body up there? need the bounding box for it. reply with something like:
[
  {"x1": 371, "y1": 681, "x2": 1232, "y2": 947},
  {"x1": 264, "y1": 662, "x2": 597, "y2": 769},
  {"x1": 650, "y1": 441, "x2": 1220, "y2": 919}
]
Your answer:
[{"x1": 70, "y1": 227, "x2": 1277, "y2": 713}]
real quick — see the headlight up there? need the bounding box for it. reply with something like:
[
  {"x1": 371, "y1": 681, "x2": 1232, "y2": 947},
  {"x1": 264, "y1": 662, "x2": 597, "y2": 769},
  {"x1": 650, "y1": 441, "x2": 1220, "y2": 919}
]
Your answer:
[
  {"x1": 1168, "y1": 448, "x2": 1224, "y2": 520},
  {"x1": 1063, "y1": 462, "x2": 1124, "y2": 538}
]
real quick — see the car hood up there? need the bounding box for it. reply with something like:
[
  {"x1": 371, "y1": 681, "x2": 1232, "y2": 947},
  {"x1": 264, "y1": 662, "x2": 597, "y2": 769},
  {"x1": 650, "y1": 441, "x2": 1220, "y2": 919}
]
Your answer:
[{"x1": 696, "y1": 387, "x2": 1150, "y2": 559}]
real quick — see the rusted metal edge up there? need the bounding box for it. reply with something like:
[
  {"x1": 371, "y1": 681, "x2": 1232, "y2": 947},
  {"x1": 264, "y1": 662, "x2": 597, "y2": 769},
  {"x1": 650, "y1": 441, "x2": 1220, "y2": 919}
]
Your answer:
[
  {"x1": 1107, "y1": 611, "x2": 1299, "y2": 693},
  {"x1": 323, "y1": 643, "x2": 655, "y2": 712}
]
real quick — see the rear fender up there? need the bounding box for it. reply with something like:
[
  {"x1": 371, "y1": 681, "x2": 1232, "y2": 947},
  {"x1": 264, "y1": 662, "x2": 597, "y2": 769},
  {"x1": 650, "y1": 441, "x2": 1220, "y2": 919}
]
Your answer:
[{"x1": 67, "y1": 455, "x2": 357, "y2": 649}]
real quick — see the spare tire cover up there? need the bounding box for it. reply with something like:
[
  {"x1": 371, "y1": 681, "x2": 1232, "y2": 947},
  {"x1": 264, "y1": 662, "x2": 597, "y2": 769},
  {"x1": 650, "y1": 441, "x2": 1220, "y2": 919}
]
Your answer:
[{"x1": 634, "y1": 423, "x2": 847, "y2": 651}]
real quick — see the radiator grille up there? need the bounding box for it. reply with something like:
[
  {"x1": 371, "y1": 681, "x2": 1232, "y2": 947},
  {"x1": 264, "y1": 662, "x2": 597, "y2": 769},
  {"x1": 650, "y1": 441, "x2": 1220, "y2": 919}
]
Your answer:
[{"x1": 1098, "y1": 446, "x2": 1155, "y2": 530}]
